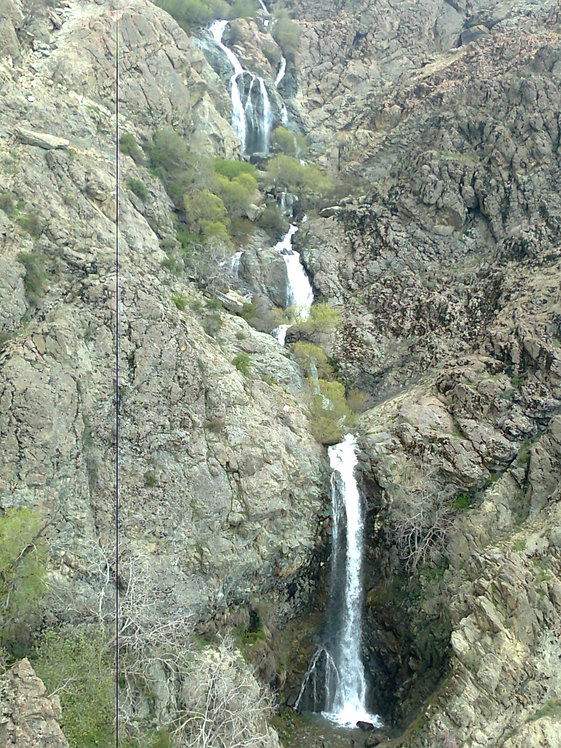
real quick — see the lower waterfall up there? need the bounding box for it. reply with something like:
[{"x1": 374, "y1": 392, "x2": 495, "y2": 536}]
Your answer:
[{"x1": 295, "y1": 434, "x2": 382, "y2": 730}]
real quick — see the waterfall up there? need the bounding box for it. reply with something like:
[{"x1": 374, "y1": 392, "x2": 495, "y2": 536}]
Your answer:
[
  {"x1": 295, "y1": 435, "x2": 382, "y2": 729},
  {"x1": 321, "y1": 434, "x2": 381, "y2": 728},
  {"x1": 230, "y1": 251, "x2": 244, "y2": 279},
  {"x1": 271, "y1": 324, "x2": 290, "y2": 346},
  {"x1": 210, "y1": 20, "x2": 273, "y2": 156},
  {"x1": 275, "y1": 55, "x2": 287, "y2": 88},
  {"x1": 257, "y1": 0, "x2": 269, "y2": 13},
  {"x1": 274, "y1": 225, "x2": 314, "y2": 316}
]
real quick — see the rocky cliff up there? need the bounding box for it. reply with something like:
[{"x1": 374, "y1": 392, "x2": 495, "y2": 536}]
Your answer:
[{"x1": 0, "y1": 0, "x2": 560, "y2": 746}]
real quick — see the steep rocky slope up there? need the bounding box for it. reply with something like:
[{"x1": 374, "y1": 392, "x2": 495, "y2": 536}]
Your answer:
[
  {"x1": 291, "y1": 1, "x2": 561, "y2": 745},
  {"x1": 0, "y1": 0, "x2": 560, "y2": 746},
  {"x1": 0, "y1": 0, "x2": 326, "y2": 737}
]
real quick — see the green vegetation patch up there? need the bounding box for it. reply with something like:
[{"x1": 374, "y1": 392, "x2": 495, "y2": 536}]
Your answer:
[
  {"x1": 271, "y1": 15, "x2": 300, "y2": 60},
  {"x1": 17, "y1": 251, "x2": 48, "y2": 306},
  {"x1": 266, "y1": 155, "x2": 333, "y2": 197},
  {"x1": 126, "y1": 177, "x2": 148, "y2": 200},
  {"x1": 0, "y1": 507, "x2": 48, "y2": 649},
  {"x1": 291, "y1": 303, "x2": 342, "y2": 335},
  {"x1": 309, "y1": 379, "x2": 356, "y2": 445},
  {"x1": 233, "y1": 352, "x2": 252, "y2": 376},
  {"x1": 17, "y1": 212, "x2": 44, "y2": 238},
  {"x1": 154, "y1": 0, "x2": 258, "y2": 31},
  {"x1": 271, "y1": 126, "x2": 307, "y2": 158},
  {"x1": 119, "y1": 133, "x2": 144, "y2": 163},
  {"x1": 34, "y1": 625, "x2": 115, "y2": 747},
  {"x1": 292, "y1": 341, "x2": 333, "y2": 379},
  {"x1": 171, "y1": 292, "x2": 188, "y2": 310}
]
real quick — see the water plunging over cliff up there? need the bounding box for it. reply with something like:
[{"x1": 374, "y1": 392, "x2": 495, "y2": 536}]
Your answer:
[
  {"x1": 270, "y1": 224, "x2": 314, "y2": 345},
  {"x1": 275, "y1": 224, "x2": 314, "y2": 315},
  {"x1": 295, "y1": 435, "x2": 382, "y2": 730},
  {"x1": 210, "y1": 20, "x2": 273, "y2": 156},
  {"x1": 275, "y1": 55, "x2": 287, "y2": 88}
]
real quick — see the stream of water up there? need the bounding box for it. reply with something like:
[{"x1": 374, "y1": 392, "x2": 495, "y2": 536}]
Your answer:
[
  {"x1": 210, "y1": 20, "x2": 273, "y2": 156},
  {"x1": 210, "y1": 9, "x2": 381, "y2": 736},
  {"x1": 295, "y1": 435, "x2": 382, "y2": 730}
]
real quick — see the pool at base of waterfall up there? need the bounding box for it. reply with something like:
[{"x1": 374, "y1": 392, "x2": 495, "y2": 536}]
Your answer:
[
  {"x1": 321, "y1": 705, "x2": 383, "y2": 730},
  {"x1": 275, "y1": 709, "x2": 393, "y2": 748}
]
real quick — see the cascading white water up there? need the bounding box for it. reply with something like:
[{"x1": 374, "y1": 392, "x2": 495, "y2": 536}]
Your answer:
[
  {"x1": 210, "y1": 20, "x2": 272, "y2": 155},
  {"x1": 210, "y1": 20, "x2": 246, "y2": 151},
  {"x1": 230, "y1": 250, "x2": 244, "y2": 279},
  {"x1": 274, "y1": 224, "x2": 314, "y2": 316},
  {"x1": 321, "y1": 435, "x2": 382, "y2": 729},
  {"x1": 275, "y1": 55, "x2": 287, "y2": 88},
  {"x1": 271, "y1": 324, "x2": 290, "y2": 345}
]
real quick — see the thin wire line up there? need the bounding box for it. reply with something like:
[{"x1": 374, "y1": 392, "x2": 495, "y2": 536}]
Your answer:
[{"x1": 115, "y1": 3, "x2": 120, "y2": 744}]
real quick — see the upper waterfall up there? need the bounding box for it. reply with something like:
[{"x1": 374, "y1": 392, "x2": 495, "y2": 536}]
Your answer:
[{"x1": 210, "y1": 19, "x2": 273, "y2": 156}]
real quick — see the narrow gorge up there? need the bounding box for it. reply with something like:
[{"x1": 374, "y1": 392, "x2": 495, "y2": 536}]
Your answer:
[{"x1": 0, "y1": 0, "x2": 560, "y2": 747}]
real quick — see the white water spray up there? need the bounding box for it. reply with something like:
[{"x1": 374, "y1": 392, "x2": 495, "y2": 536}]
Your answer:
[
  {"x1": 275, "y1": 55, "x2": 287, "y2": 88},
  {"x1": 274, "y1": 224, "x2": 314, "y2": 317},
  {"x1": 321, "y1": 435, "x2": 382, "y2": 729},
  {"x1": 210, "y1": 20, "x2": 273, "y2": 155},
  {"x1": 230, "y1": 251, "x2": 244, "y2": 279}
]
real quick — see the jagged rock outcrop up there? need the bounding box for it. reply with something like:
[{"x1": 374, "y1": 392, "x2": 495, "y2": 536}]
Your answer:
[
  {"x1": 0, "y1": 659, "x2": 68, "y2": 747},
  {"x1": 293, "y1": 1, "x2": 561, "y2": 744}
]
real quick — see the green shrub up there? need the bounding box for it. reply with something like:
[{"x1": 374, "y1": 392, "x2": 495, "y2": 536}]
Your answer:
[
  {"x1": 202, "y1": 220, "x2": 230, "y2": 244},
  {"x1": 184, "y1": 189, "x2": 229, "y2": 235},
  {"x1": 34, "y1": 625, "x2": 114, "y2": 747},
  {"x1": 17, "y1": 212, "x2": 44, "y2": 238},
  {"x1": 0, "y1": 191, "x2": 16, "y2": 215},
  {"x1": 17, "y1": 252, "x2": 47, "y2": 306},
  {"x1": 0, "y1": 507, "x2": 47, "y2": 648},
  {"x1": 213, "y1": 157, "x2": 257, "y2": 181},
  {"x1": 126, "y1": 177, "x2": 148, "y2": 200},
  {"x1": 145, "y1": 128, "x2": 210, "y2": 195},
  {"x1": 144, "y1": 471, "x2": 158, "y2": 487},
  {"x1": 256, "y1": 205, "x2": 289, "y2": 239},
  {"x1": 266, "y1": 155, "x2": 333, "y2": 197},
  {"x1": 271, "y1": 126, "x2": 307, "y2": 157},
  {"x1": 233, "y1": 352, "x2": 252, "y2": 375},
  {"x1": 215, "y1": 172, "x2": 257, "y2": 216},
  {"x1": 172, "y1": 292, "x2": 188, "y2": 310},
  {"x1": 154, "y1": 0, "x2": 229, "y2": 29},
  {"x1": 176, "y1": 225, "x2": 201, "y2": 255},
  {"x1": 452, "y1": 492, "x2": 473, "y2": 511},
  {"x1": 228, "y1": 0, "x2": 258, "y2": 19},
  {"x1": 119, "y1": 133, "x2": 144, "y2": 163},
  {"x1": 292, "y1": 341, "x2": 333, "y2": 379},
  {"x1": 292, "y1": 303, "x2": 342, "y2": 334},
  {"x1": 271, "y1": 16, "x2": 300, "y2": 60},
  {"x1": 206, "y1": 298, "x2": 223, "y2": 311},
  {"x1": 309, "y1": 379, "x2": 356, "y2": 445}
]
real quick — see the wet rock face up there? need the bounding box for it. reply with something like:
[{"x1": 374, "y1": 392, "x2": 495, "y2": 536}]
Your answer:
[{"x1": 0, "y1": 659, "x2": 68, "y2": 747}]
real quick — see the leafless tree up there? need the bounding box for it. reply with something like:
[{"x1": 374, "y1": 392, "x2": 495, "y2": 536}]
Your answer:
[
  {"x1": 388, "y1": 467, "x2": 454, "y2": 570},
  {"x1": 173, "y1": 634, "x2": 280, "y2": 748}
]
